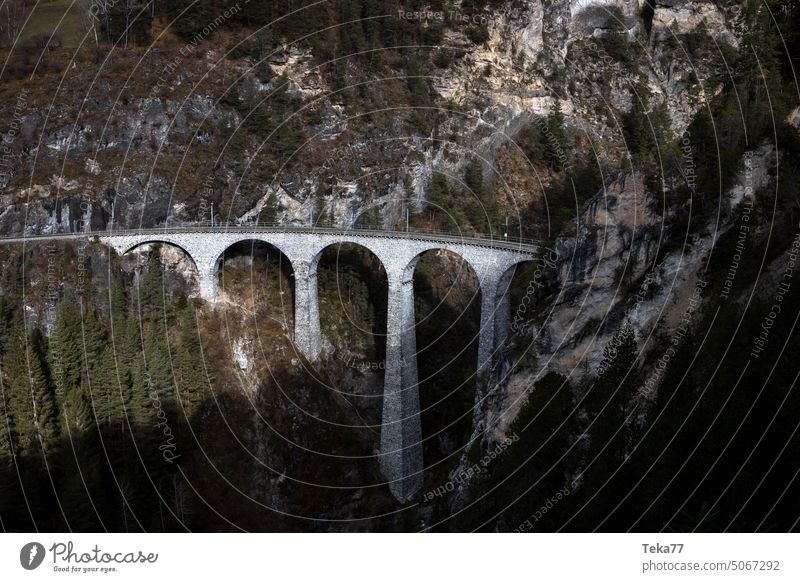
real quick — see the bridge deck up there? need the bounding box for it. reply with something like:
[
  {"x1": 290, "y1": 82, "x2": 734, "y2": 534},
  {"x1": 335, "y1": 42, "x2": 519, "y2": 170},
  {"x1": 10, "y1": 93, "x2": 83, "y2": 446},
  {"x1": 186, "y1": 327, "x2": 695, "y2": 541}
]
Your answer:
[{"x1": 0, "y1": 224, "x2": 539, "y2": 253}]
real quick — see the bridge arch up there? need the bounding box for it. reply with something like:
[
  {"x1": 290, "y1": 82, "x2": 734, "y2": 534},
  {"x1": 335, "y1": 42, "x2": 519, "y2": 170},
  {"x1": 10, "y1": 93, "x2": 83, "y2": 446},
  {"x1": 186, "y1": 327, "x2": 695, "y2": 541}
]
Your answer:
[
  {"x1": 211, "y1": 236, "x2": 295, "y2": 272},
  {"x1": 120, "y1": 239, "x2": 200, "y2": 270},
  {"x1": 313, "y1": 240, "x2": 389, "y2": 337},
  {"x1": 120, "y1": 240, "x2": 204, "y2": 301},
  {"x1": 405, "y1": 248, "x2": 483, "y2": 477},
  {"x1": 402, "y1": 247, "x2": 482, "y2": 337},
  {"x1": 215, "y1": 239, "x2": 296, "y2": 323}
]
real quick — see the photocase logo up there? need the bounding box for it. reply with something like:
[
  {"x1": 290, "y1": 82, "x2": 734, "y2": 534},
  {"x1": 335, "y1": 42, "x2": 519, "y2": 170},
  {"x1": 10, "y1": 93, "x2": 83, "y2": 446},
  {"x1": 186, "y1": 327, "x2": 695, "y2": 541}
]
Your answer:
[{"x1": 20, "y1": 542, "x2": 46, "y2": 570}]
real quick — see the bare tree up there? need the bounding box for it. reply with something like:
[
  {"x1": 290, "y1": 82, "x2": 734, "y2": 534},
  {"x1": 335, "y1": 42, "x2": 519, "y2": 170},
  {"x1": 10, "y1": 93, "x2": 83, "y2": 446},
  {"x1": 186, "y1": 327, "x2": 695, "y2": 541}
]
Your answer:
[
  {"x1": 76, "y1": 0, "x2": 99, "y2": 47},
  {"x1": 0, "y1": 0, "x2": 26, "y2": 49}
]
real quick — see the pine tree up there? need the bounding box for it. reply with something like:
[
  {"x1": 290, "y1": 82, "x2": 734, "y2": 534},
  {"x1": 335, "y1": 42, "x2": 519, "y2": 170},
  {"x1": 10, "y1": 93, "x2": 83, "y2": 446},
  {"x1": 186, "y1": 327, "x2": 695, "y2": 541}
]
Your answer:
[
  {"x1": 92, "y1": 345, "x2": 121, "y2": 430},
  {"x1": 50, "y1": 298, "x2": 80, "y2": 391},
  {"x1": 427, "y1": 171, "x2": 450, "y2": 227},
  {"x1": 257, "y1": 193, "x2": 279, "y2": 225},
  {"x1": 138, "y1": 254, "x2": 166, "y2": 323},
  {"x1": 50, "y1": 297, "x2": 86, "y2": 431},
  {"x1": 3, "y1": 313, "x2": 33, "y2": 456},
  {"x1": 312, "y1": 184, "x2": 331, "y2": 227},
  {"x1": 465, "y1": 159, "x2": 484, "y2": 198},
  {"x1": 176, "y1": 310, "x2": 208, "y2": 418},
  {"x1": 143, "y1": 323, "x2": 173, "y2": 407},
  {"x1": 81, "y1": 306, "x2": 106, "y2": 382},
  {"x1": 480, "y1": 372, "x2": 576, "y2": 531},
  {"x1": 0, "y1": 312, "x2": 25, "y2": 458},
  {"x1": 579, "y1": 320, "x2": 638, "y2": 528},
  {"x1": 121, "y1": 310, "x2": 140, "y2": 370},
  {"x1": 358, "y1": 204, "x2": 381, "y2": 228},
  {"x1": 0, "y1": 374, "x2": 15, "y2": 460},
  {"x1": 585, "y1": 321, "x2": 637, "y2": 460},
  {"x1": 544, "y1": 100, "x2": 568, "y2": 172},
  {"x1": 101, "y1": 1, "x2": 153, "y2": 47},
  {"x1": 122, "y1": 313, "x2": 148, "y2": 428},
  {"x1": 464, "y1": 160, "x2": 499, "y2": 231},
  {"x1": 80, "y1": 305, "x2": 108, "y2": 433},
  {"x1": 109, "y1": 273, "x2": 128, "y2": 354},
  {"x1": 28, "y1": 328, "x2": 60, "y2": 456},
  {"x1": 5, "y1": 315, "x2": 60, "y2": 459},
  {"x1": 517, "y1": 122, "x2": 545, "y2": 166}
]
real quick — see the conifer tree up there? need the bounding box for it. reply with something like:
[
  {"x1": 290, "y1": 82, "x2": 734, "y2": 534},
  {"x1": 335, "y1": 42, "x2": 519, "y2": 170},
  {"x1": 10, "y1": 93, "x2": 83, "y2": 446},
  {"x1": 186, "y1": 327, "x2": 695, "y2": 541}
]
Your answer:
[
  {"x1": 121, "y1": 310, "x2": 140, "y2": 370},
  {"x1": 585, "y1": 321, "x2": 637, "y2": 462},
  {"x1": 92, "y1": 345, "x2": 121, "y2": 431},
  {"x1": 427, "y1": 172, "x2": 450, "y2": 227},
  {"x1": 579, "y1": 320, "x2": 638, "y2": 528},
  {"x1": 176, "y1": 310, "x2": 208, "y2": 418},
  {"x1": 121, "y1": 311, "x2": 149, "y2": 430},
  {"x1": 49, "y1": 300, "x2": 104, "y2": 435},
  {"x1": 5, "y1": 315, "x2": 60, "y2": 459},
  {"x1": 128, "y1": 351, "x2": 151, "y2": 430},
  {"x1": 257, "y1": 194, "x2": 279, "y2": 225},
  {"x1": 138, "y1": 254, "x2": 166, "y2": 323},
  {"x1": 51, "y1": 298, "x2": 80, "y2": 393},
  {"x1": 464, "y1": 160, "x2": 499, "y2": 230},
  {"x1": 544, "y1": 100, "x2": 568, "y2": 172},
  {"x1": 143, "y1": 323, "x2": 175, "y2": 414},
  {"x1": 101, "y1": 1, "x2": 152, "y2": 47},
  {"x1": 312, "y1": 185, "x2": 331, "y2": 227},
  {"x1": 0, "y1": 376, "x2": 16, "y2": 460},
  {"x1": 81, "y1": 306, "x2": 106, "y2": 377}
]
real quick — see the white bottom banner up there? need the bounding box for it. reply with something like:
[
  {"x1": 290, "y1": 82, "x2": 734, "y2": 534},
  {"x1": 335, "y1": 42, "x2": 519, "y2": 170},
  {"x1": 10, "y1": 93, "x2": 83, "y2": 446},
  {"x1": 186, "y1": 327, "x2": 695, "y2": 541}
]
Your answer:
[{"x1": 1, "y1": 534, "x2": 797, "y2": 580}]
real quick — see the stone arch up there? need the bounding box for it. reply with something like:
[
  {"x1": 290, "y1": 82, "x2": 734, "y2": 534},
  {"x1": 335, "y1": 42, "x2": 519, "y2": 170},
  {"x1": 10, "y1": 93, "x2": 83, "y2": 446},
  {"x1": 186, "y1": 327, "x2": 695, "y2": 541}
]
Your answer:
[
  {"x1": 215, "y1": 238, "x2": 296, "y2": 321},
  {"x1": 312, "y1": 240, "x2": 389, "y2": 339},
  {"x1": 313, "y1": 241, "x2": 390, "y2": 424},
  {"x1": 211, "y1": 235, "x2": 295, "y2": 268},
  {"x1": 310, "y1": 239, "x2": 390, "y2": 281},
  {"x1": 264, "y1": 237, "x2": 392, "y2": 364},
  {"x1": 121, "y1": 240, "x2": 204, "y2": 298},
  {"x1": 406, "y1": 248, "x2": 484, "y2": 482},
  {"x1": 436, "y1": 246, "x2": 488, "y2": 285},
  {"x1": 121, "y1": 239, "x2": 200, "y2": 271},
  {"x1": 403, "y1": 247, "x2": 482, "y2": 335}
]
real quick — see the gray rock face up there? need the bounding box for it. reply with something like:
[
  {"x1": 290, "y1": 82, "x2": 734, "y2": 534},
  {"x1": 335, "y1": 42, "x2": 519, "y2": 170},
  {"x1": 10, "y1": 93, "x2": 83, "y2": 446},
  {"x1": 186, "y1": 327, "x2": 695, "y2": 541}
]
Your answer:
[
  {"x1": 650, "y1": 0, "x2": 737, "y2": 46},
  {"x1": 0, "y1": 0, "x2": 742, "y2": 245},
  {"x1": 524, "y1": 173, "x2": 662, "y2": 375}
]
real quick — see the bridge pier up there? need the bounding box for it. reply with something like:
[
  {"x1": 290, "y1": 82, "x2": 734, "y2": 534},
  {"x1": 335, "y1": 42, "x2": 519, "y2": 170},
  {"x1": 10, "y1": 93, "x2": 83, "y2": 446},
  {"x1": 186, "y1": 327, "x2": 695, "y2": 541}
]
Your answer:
[
  {"x1": 476, "y1": 264, "x2": 516, "y2": 374},
  {"x1": 380, "y1": 268, "x2": 423, "y2": 502},
  {"x1": 196, "y1": 256, "x2": 219, "y2": 303},
  {"x1": 494, "y1": 270, "x2": 513, "y2": 354},
  {"x1": 477, "y1": 272, "x2": 502, "y2": 375},
  {"x1": 291, "y1": 258, "x2": 322, "y2": 361}
]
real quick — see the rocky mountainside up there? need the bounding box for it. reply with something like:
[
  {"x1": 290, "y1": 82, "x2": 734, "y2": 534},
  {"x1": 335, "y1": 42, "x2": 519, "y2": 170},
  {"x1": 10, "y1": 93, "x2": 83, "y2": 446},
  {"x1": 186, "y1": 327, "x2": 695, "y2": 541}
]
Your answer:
[
  {"x1": 0, "y1": 0, "x2": 758, "y2": 233},
  {"x1": 1, "y1": 0, "x2": 799, "y2": 531}
]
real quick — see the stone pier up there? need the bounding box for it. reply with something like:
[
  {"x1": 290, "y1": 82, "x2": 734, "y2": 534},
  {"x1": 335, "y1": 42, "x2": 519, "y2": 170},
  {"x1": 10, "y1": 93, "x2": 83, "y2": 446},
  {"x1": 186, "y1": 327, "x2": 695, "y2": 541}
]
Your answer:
[{"x1": 380, "y1": 264, "x2": 423, "y2": 501}]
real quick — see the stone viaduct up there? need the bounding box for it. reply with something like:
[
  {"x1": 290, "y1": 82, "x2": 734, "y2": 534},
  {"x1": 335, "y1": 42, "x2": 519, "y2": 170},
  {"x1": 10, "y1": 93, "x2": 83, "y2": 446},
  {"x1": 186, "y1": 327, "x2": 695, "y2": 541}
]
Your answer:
[{"x1": 3, "y1": 226, "x2": 538, "y2": 501}]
